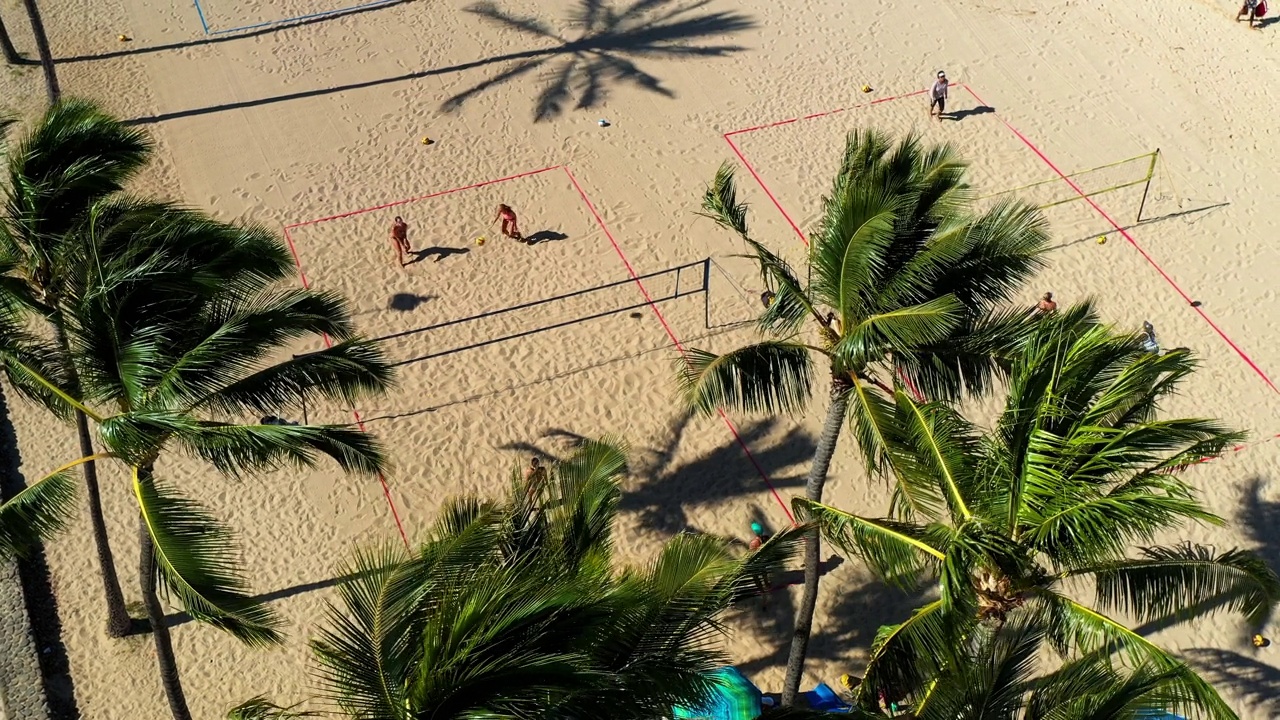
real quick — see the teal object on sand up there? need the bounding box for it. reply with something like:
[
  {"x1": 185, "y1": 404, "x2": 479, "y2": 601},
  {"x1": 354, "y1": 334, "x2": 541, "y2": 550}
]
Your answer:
[{"x1": 672, "y1": 667, "x2": 762, "y2": 720}]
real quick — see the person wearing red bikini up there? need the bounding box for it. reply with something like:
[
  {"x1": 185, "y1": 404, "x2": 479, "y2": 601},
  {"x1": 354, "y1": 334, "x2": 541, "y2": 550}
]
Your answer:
[{"x1": 493, "y1": 204, "x2": 526, "y2": 243}]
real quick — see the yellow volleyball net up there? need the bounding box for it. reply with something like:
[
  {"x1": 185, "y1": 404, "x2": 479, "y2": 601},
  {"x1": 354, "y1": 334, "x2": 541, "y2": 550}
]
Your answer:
[{"x1": 979, "y1": 149, "x2": 1163, "y2": 223}]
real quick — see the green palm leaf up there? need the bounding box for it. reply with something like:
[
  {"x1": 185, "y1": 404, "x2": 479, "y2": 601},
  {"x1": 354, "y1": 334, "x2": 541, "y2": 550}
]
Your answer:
[
  {"x1": 835, "y1": 296, "x2": 965, "y2": 369},
  {"x1": 189, "y1": 339, "x2": 396, "y2": 416},
  {"x1": 857, "y1": 599, "x2": 964, "y2": 707},
  {"x1": 225, "y1": 696, "x2": 316, "y2": 719},
  {"x1": 0, "y1": 463, "x2": 78, "y2": 559},
  {"x1": 676, "y1": 342, "x2": 814, "y2": 416},
  {"x1": 699, "y1": 161, "x2": 750, "y2": 239},
  {"x1": 795, "y1": 497, "x2": 942, "y2": 589},
  {"x1": 101, "y1": 412, "x2": 385, "y2": 477},
  {"x1": 1081, "y1": 543, "x2": 1280, "y2": 628},
  {"x1": 133, "y1": 469, "x2": 281, "y2": 645},
  {"x1": 1036, "y1": 591, "x2": 1236, "y2": 720}
]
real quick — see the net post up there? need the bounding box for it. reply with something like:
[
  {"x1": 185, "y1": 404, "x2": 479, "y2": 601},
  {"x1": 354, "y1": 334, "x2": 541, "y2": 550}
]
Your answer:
[
  {"x1": 292, "y1": 353, "x2": 310, "y2": 425},
  {"x1": 1136, "y1": 148, "x2": 1159, "y2": 224},
  {"x1": 703, "y1": 257, "x2": 712, "y2": 330}
]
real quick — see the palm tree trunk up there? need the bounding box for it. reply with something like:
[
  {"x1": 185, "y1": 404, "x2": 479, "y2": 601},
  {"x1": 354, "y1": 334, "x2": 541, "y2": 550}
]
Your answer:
[
  {"x1": 17, "y1": 0, "x2": 58, "y2": 102},
  {"x1": 0, "y1": 13, "x2": 21, "y2": 64},
  {"x1": 50, "y1": 315, "x2": 133, "y2": 637},
  {"x1": 77, "y1": 409, "x2": 133, "y2": 636},
  {"x1": 781, "y1": 378, "x2": 851, "y2": 706},
  {"x1": 139, "y1": 508, "x2": 192, "y2": 720}
]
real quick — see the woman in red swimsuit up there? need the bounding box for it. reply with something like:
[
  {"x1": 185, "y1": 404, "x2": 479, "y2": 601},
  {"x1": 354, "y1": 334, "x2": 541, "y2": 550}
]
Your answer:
[{"x1": 493, "y1": 204, "x2": 525, "y2": 243}]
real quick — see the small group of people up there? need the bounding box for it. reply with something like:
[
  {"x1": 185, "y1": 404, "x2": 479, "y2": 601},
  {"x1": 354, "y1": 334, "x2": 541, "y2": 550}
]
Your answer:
[
  {"x1": 388, "y1": 204, "x2": 526, "y2": 268},
  {"x1": 1035, "y1": 292, "x2": 1163, "y2": 354}
]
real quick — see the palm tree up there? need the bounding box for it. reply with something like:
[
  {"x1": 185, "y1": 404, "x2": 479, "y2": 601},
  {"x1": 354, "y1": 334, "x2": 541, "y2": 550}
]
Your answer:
[
  {"x1": 797, "y1": 304, "x2": 1280, "y2": 720},
  {"x1": 305, "y1": 438, "x2": 805, "y2": 719},
  {"x1": 0, "y1": 199, "x2": 396, "y2": 720},
  {"x1": 1, "y1": 101, "x2": 151, "y2": 636},
  {"x1": 680, "y1": 129, "x2": 1051, "y2": 703}
]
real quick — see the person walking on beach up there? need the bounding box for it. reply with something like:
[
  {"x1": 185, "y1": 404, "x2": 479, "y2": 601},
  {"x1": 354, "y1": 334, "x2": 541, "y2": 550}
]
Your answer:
[
  {"x1": 1239, "y1": 0, "x2": 1266, "y2": 28},
  {"x1": 390, "y1": 216, "x2": 411, "y2": 266},
  {"x1": 747, "y1": 521, "x2": 773, "y2": 609},
  {"x1": 930, "y1": 70, "x2": 949, "y2": 121},
  {"x1": 493, "y1": 204, "x2": 525, "y2": 243}
]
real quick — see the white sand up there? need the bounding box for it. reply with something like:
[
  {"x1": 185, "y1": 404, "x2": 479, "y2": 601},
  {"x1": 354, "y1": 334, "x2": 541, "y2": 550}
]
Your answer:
[{"x1": 2, "y1": 0, "x2": 1279, "y2": 716}]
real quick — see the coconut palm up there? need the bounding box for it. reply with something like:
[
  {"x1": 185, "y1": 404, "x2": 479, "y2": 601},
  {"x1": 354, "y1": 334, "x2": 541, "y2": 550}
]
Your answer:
[
  {"x1": 0, "y1": 198, "x2": 396, "y2": 720},
  {"x1": 0, "y1": 101, "x2": 151, "y2": 636},
  {"x1": 682, "y1": 129, "x2": 1050, "y2": 703},
  {"x1": 797, "y1": 304, "x2": 1280, "y2": 720},
  {"x1": 306, "y1": 438, "x2": 805, "y2": 719}
]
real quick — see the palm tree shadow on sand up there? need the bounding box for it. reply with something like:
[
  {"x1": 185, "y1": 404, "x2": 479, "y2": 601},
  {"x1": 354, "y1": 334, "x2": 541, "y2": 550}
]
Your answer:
[{"x1": 444, "y1": 0, "x2": 756, "y2": 121}]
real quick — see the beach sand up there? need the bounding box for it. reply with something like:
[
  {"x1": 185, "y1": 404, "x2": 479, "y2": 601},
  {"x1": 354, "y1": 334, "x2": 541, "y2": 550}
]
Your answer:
[{"x1": 1, "y1": 0, "x2": 1278, "y2": 716}]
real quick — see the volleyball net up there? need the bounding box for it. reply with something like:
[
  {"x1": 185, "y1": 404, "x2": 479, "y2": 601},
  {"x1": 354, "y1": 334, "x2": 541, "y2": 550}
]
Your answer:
[{"x1": 980, "y1": 149, "x2": 1163, "y2": 223}]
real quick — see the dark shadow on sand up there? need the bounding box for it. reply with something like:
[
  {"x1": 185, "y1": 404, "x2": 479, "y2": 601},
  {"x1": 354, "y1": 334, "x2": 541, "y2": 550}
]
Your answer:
[
  {"x1": 946, "y1": 105, "x2": 994, "y2": 121},
  {"x1": 388, "y1": 292, "x2": 437, "y2": 311},
  {"x1": 524, "y1": 229, "x2": 569, "y2": 245},
  {"x1": 54, "y1": 0, "x2": 411, "y2": 63},
  {"x1": 123, "y1": 0, "x2": 755, "y2": 125},
  {"x1": 404, "y1": 246, "x2": 470, "y2": 265}
]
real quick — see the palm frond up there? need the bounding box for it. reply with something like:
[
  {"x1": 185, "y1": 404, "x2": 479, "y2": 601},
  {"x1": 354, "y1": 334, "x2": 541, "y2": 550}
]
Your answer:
[
  {"x1": 846, "y1": 374, "x2": 900, "y2": 480},
  {"x1": 1036, "y1": 591, "x2": 1236, "y2": 720},
  {"x1": 101, "y1": 413, "x2": 385, "y2": 478},
  {"x1": 915, "y1": 616, "x2": 1043, "y2": 720},
  {"x1": 794, "y1": 498, "x2": 942, "y2": 589},
  {"x1": 856, "y1": 599, "x2": 965, "y2": 708},
  {"x1": 891, "y1": 391, "x2": 979, "y2": 522},
  {"x1": 675, "y1": 342, "x2": 814, "y2": 416},
  {"x1": 1080, "y1": 543, "x2": 1280, "y2": 628},
  {"x1": 807, "y1": 181, "x2": 901, "y2": 325},
  {"x1": 6, "y1": 99, "x2": 151, "y2": 249},
  {"x1": 737, "y1": 236, "x2": 819, "y2": 336},
  {"x1": 225, "y1": 696, "x2": 316, "y2": 719},
  {"x1": 893, "y1": 306, "x2": 1040, "y2": 403},
  {"x1": 0, "y1": 464, "x2": 77, "y2": 559},
  {"x1": 699, "y1": 162, "x2": 750, "y2": 239},
  {"x1": 189, "y1": 339, "x2": 396, "y2": 416},
  {"x1": 1025, "y1": 473, "x2": 1221, "y2": 569},
  {"x1": 551, "y1": 437, "x2": 628, "y2": 567},
  {"x1": 836, "y1": 296, "x2": 964, "y2": 369},
  {"x1": 133, "y1": 469, "x2": 281, "y2": 645}
]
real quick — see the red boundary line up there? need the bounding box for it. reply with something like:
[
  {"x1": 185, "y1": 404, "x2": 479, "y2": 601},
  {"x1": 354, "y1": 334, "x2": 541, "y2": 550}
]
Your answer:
[
  {"x1": 562, "y1": 166, "x2": 796, "y2": 525},
  {"x1": 721, "y1": 84, "x2": 1279, "y2": 457},
  {"x1": 283, "y1": 165, "x2": 797, "y2": 541}
]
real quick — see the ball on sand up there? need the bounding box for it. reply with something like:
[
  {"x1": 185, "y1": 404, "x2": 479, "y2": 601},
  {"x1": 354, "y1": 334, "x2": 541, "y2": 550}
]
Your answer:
[
  {"x1": 118, "y1": 34, "x2": 130, "y2": 41},
  {"x1": 1096, "y1": 236, "x2": 1107, "y2": 245},
  {"x1": 476, "y1": 236, "x2": 486, "y2": 246},
  {"x1": 861, "y1": 84, "x2": 872, "y2": 93},
  {"x1": 421, "y1": 136, "x2": 433, "y2": 145}
]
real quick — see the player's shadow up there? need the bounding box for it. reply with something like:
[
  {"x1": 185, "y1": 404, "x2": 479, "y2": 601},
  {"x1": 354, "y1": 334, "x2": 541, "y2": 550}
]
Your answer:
[
  {"x1": 620, "y1": 411, "x2": 812, "y2": 533},
  {"x1": 446, "y1": 0, "x2": 755, "y2": 121},
  {"x1": 388, "y1": 292, "x2": 437, "y2": 311},
  {"x1": 946, "y1": 105, "x2": 995, "y2": 121},
  {"x1": 122, "y1": 0, "x2": 754, "y2": 125},
  {"x1": 405, "y1": 246, "x2": 470, "y2": 265},
  {"x1": 525, "y1": 230, "x2": 569, "y2": 245}
]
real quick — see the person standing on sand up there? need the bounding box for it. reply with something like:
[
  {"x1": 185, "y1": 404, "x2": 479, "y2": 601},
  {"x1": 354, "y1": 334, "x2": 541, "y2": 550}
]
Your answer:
[
  {"x1": 747, "y1": 521, "x2": 772, "y2": 610},
  {"x1": 1035, "y1": 291, "x2": 1057, "y2": 315},
  {"x1": 1239, "y1": 0, "x2": 1265, "y2": 28},
  {"x1": 493, "y1": 204, "x2": 525, "y2": 244},
  {"x1": 930, "y1": 70, "x2": 949, "y2": 121},
  {"x1": 390, "y1": 216, "x2": 411, "y2": 267}
]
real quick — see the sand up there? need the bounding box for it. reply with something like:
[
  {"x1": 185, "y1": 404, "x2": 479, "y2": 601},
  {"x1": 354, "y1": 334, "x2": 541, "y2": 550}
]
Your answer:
[{"x1": 1, "y1": 0, "x2": 1279, "y2": 716}]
